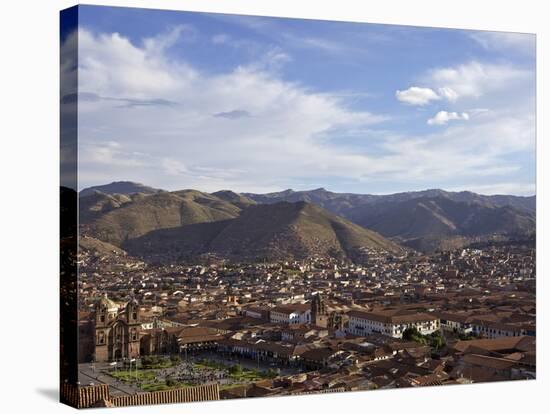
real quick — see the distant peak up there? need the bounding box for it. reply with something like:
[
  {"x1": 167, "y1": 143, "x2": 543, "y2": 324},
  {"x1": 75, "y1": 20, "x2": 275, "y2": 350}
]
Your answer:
[
  {"x1": 270, "y1": 189, "x2": 294, "y2": 196},
  {"x1": 110, "y1": 180, "x2": 143, "y2": 185},
  {"x1": 213, "y1": 189, "x2": 238, "y2": 195},
  {"x1": 79, "y1": 181, "x2": 161, "y2": 197}
]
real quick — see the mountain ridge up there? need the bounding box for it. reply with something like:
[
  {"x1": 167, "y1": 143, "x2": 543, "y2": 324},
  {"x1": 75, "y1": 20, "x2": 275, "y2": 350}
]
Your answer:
[
  {"x1": 80, "y1": 189, "x2": 243, "y2": 246},
  {"x1": 79, "y1": 181, "x2": 161, "y2": 197},
  {"x1": 123, "y1": 200, "x2": 404, "y2": 263},
  {"x1": 79, "y1": 182, "x2": 535, "y2": 253},
  {"x1": 81, "y1": 181, "x2": 535, "y2": 211},
  {"x1": 243, "y1": 187, "x2": 535, "y2": 213}
]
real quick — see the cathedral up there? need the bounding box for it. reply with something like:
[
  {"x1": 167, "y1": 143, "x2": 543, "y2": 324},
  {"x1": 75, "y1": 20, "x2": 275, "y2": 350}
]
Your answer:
[{"x1": 94, "y1": 296, "x2": 141, "y2": 362}]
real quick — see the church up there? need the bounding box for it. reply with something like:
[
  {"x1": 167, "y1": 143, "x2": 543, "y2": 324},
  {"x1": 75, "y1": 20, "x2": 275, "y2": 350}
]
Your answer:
[{"x1": 93, "y1": 296, "x2": 141, "y2": 362}]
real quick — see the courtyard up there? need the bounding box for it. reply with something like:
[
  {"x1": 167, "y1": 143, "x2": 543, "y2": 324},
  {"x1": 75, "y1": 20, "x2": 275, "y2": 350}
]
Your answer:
[{"x1": 84, "y1": 352, "x2": 304, "y2": 393}]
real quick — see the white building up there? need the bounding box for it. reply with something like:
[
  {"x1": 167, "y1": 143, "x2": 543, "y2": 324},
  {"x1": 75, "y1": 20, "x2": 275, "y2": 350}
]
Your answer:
[
  {"x1": 470, "y1": 319, "x2": 527, "y2": 338},
  {"x1": 438, "y1": 312, "x2": 473, "y2": 334},
  {"x1": 270, "y1": 303, "x2": 311, "y2": 325},
  {"x1": 347, "y1": 309, "x2": 440, "y2": 338}
]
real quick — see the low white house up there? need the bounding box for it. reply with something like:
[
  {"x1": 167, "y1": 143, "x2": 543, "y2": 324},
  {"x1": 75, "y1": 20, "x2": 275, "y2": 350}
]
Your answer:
[
  {"x1": 269, "y1": 303, "x2": 311, "y2": 325},
  {"x1": 347, "y1": 309, "x2": 440, "y2": 338},
  {"x1": 470, "y1": 319, "x2": 527, "y2": 338},
  {"x1": 438, "y1": 312, "x2": 473, "y2": 334}
]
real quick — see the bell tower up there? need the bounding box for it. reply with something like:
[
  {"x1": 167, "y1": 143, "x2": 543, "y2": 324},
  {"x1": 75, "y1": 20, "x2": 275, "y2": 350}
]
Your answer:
[
  {"x1": 125, "y1": 299, "x2": 141, "y2": 359},
  {"x1": 94, "y1": 297, "x2": 110, "y2": 362},
  {"x1": 311, "y1": 293, "x2": 328, "y2": 327},
  {"x1": 96, "y1": 300, "x2": 107, "y2": 327}
]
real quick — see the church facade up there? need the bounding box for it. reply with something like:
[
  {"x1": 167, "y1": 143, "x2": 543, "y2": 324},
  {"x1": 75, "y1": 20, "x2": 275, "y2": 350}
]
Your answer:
[{"x1": 94, "y1": 296, "x2": 141, "y2": 362}]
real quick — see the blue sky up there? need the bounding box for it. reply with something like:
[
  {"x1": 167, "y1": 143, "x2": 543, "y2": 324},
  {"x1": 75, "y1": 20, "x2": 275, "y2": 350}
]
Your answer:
[{"x1": 68, "y1": 5, "x2": 536, "y2": 195}]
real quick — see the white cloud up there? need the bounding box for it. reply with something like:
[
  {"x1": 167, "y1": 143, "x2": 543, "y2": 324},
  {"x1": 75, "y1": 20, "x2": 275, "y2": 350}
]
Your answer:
[
  {"x1": 368, "y1": 111, "x2": 534, "y2": 185},
  {"x1": 79, "y1": 141, "x2": 149, "y2": 168},
  {"x1": 395, "y1": 61, "x2": 533, "y2": 109},
  {"x1": 437, "y1": 87, "x2": 458, "y2": 102},
  {"x1": 78, "y1": 28, "x2": 196, "y2": 98},
  {"x1": 427, "y1": 111, "x2": 470, "y2": 126},
  {"x1": 395, "y1": 86, "x2": 440, "y2": 105},
  {"x1": 143, "y1": 25, "x2": 196, "y2": 54},
  {"x1": 251, "y1": 47, "x2": 292, "y2": 72},
  {"x1": 73, "y1": 28, "x2": 386, "y2": 192},
  {"x1": 470, "y1": 32, "x2": 535, "y2": 56},
  {"x1": 426, "y1": 61, "x2": 531, "y2": 100},
  {"x1": 161, "y1": 158, "x2": 188, "y2": 176}
]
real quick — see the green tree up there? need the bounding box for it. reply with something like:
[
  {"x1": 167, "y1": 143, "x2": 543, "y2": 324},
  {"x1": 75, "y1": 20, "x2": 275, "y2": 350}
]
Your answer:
[
  {"x1": 402, "y1": 327, "x2": 427, "y2": 344},
  {"x1": 428, "y1": 331, "x2": 446, "y2": 350},
  {"x1": 402, "y1": 327, "x2": 420, "y2": 341},
  {"x1": 165, "y1": 376, "x2": 176, "y2": 387},
  {"x1": 263, "y1": 368, "x2": 277, "y2": 379},
  {"x1": 228, "y1": 364, "x2": 243, "y2": 375},
  {"x1": 141, "y1": 356, "x2": 154, "y2": 368}
]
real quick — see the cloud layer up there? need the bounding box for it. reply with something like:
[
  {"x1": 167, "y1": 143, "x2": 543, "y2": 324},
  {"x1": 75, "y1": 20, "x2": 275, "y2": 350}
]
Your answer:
[
  {"x1": 74, "y1": 27, "x2": 386, "y2": 192},
  {"x1": 68, "y1": 25, "x2": 535, "y2": 196}
]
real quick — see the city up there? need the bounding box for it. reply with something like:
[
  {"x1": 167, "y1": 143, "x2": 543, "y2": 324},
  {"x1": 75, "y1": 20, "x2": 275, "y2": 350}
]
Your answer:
[
  {"x1": 75, "y1": 233, "x2": 535, "y2": 404},
  {"x1": 57, "y1": 4, "x2": 537, "y2": 409}
]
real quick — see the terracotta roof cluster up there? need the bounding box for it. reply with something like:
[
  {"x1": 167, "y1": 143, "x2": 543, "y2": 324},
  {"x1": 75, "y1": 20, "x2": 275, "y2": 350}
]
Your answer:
[
  {"x1": 452, "y1": 335, "x2": 535, "y2": 353},
  {"x1": 348, "y1": 308, "x2": 437, "y2": 324}
]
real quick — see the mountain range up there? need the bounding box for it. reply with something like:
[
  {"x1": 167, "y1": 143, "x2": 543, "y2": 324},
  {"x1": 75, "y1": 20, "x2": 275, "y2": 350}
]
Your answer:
[
  {"x1": 243, "y1": 187, "x2": 535, "y2": 214},
  {"x1": 124, "y1": 200, "x2": 403, "y2": 262},
  {"x1": 243, "y1": 187, "x2": 535, "y2": 251},
  {"x1": 78, "y1": 182, "x2": 536, "y2": 259}
]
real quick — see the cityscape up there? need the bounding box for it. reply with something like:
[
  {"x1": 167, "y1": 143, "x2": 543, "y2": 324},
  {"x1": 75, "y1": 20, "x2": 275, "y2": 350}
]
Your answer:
[
  {"x1": 69, "y1": 183, "x2": 536, "y2": 406},
  {"x1": 60, "y1": 4, "x2": 536, "y2": 409}
]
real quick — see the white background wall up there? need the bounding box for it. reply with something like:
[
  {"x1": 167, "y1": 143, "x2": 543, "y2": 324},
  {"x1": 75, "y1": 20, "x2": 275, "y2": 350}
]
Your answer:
[{"x1": 0, "y1": 0, "x2": 547, "y2": 413}]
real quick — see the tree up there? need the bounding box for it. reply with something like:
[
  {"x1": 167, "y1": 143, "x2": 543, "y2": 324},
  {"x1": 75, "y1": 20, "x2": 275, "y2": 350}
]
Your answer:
[
  {"x1": 165, "y1": 376, "x2": 176, "y2": 387},
  {"x1": 428, "y1": 331, "x2": 446, "y2": 350},
  {"x1": 403, "y1": 327, "x2": 446, "y2": 350},
  {"x1": 142, "y1": 356, "x2": 155, "y2": 368},
  {"x1": 402, "y1": 327, "x2": 420, "y2": 341},
  {"x1": 402, "y1": 327, "x2": 427, "y2": 344},
  {"x1": 228, "y1": 364, "x2": 242, "y2": 375},
  {"x1": 263, "y1": 368, "x2": 277, "y2": 379}
]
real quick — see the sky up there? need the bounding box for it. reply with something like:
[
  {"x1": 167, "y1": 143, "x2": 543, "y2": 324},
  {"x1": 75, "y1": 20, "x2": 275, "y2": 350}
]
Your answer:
[{"x1": 65, "y1": 5, "x2": 536, "y2": 195}]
